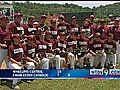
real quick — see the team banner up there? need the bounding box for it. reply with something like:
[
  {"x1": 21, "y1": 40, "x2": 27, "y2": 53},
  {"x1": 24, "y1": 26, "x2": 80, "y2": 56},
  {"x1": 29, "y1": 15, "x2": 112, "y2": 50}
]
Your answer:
[{"x1": 0, "y1": 69, "x2": 120, "y2": 79}]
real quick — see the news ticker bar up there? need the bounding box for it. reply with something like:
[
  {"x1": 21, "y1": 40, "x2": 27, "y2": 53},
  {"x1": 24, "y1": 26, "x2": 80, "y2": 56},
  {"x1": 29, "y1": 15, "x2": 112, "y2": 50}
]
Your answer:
[{"x1": 0, "y1": 69, "x2": 120, "y2": 79}]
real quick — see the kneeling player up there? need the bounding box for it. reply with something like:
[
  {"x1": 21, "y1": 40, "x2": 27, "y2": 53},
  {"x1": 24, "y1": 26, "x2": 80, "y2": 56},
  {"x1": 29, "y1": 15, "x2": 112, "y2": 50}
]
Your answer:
[
  {"x1": 89, "y1": 33, "x2": 106, "y2": 69},
  {"x1": 8, "y1": 34, "x2": 38, "y2": 89},
  {"x1": 104, "y1": 33, "x2": 116, "y2": 69}
]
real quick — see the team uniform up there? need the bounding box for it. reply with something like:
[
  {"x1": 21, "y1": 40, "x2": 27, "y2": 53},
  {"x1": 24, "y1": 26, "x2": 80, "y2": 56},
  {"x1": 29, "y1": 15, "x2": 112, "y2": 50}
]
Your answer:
[
  {"x1": 66, "y1": 35, "x2": 77, "y2": 69},
  {"x1": 89, "y1": 38, "x2": 106, "y2": 68},
  {"x1": 109, "y1": 25, "x2": 120, "y2": 64},
  {"x1": 57, "y1": 22, "x2": 71, "y2": 35},
  {"x1": 54, "y1": 38, "x2": 67, "y2": 69},
  {"x1": 8, "y1": 39, "x2": 35, "y2": 88},
  {"x1": 95, "y1": 25, "x2": 110, "y2": 41},
  {"x1": 104, "y1": 39, "x2": 116, "y2": 67},
  {"x1": 77, "y1": 36, "x2": 93, "y2": 68},
  {"x1": 36, "y1": 39, "x2": 49, "y2": 69}
]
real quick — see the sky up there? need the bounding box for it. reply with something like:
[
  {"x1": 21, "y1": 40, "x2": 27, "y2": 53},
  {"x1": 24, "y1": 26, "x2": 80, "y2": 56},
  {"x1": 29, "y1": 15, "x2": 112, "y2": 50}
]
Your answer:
[{"x1": 2, "y1": 1, "x2": 120, "y2": 8}]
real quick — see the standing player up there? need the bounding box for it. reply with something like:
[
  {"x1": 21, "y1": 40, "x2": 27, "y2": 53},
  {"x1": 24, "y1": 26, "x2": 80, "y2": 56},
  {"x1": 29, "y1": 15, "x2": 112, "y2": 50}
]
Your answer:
[
  {"x1": 35, "y1": 33, "x2": 49, "y2": 69},
  {"x1": 95, "y1": 19, "x2": 110, "y2": 41},
  {"x1": 8, "y1": 12, "x2": 25, "y2": 35},
  {"x1": 57, "y1": 15, "x2": 71, "y2": 35},
  {"x1": 80, "y1": 20, "x2": 94, "y2": 39},
  {"x1": 53, "y1": 32, "x2": 67, "y2": 69},
  {"x1": 24, "y1": 16, "x2": 37, "y2": 35},
  {"x1": 109, "y1": 18, "x2": 120, "y2": 65},
  {"x1": 66, "y1": 31, "x2": 77, "y2": 69},
  {"x1": 0, "y1": 15, "x2": 11, "y2": 68},
  {"x1": 70, "y1": 16, "x2": 80, "y2": 35},
  {"x1": 49, "y1": 19, "x2": 58, "y2": 41}
]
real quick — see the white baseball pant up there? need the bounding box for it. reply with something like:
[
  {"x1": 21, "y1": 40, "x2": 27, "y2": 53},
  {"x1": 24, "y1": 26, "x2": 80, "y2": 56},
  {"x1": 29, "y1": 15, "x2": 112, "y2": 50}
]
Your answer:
[
  {"x1": 67, "y1": 52, "x2": 75, "y2": 69},
  {"x1": 77, "y1": 53, "x2": 94, "y2": 68},
  {"x1": 93, "y1": 52, "x2": 106, "y2": 68},
  {"x1": 9, "y1": 61, "x2": 35, "y2": 85},
  {"x1": 54, "y1": 55, "x2": 65, "y2": 69},
  {"x1": 105, "y1": 54, "x2": 116, "y2": 67}
]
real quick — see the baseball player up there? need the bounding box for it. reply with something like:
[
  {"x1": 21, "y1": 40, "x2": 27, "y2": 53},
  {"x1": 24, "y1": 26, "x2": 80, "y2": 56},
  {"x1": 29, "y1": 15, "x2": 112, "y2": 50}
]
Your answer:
[
  {"x1": 8, "y1": 34, "x2": 38, "y2": 89},
  {"x1": 24, "y1": 16, "x2": 37, "y2": 35},
  {"x1": 89, "y1": 33, "x2": 106, "y2": 69},
  {"x1": 66, "y1": 30, "x2": 77, "y2": 69},
  {"x1": 109, "y1": 18, "x2": 120, "y2": 65},
  {"x1": 8, "y1": 12, "x2": 25, "y2": 35},
  {"x1": 53, "y1": 32, "x2": 67, "y2": 69},
  {"x1": 95, "y1": 19, "x2": 110, "y2": 41},
  {"x1": 57, "y1": 14, "x2": 71, "y2": 35},
  {"x1": 77, "y1": 30, "x2": 93, "y2": 69},
  {"x1": 80, "y1": 20, "x2": 94, "y2": 39},
  {"x1": 104, "y1": 33, "x2": 116, "y2": 69},
  {"x1": 49, "y1": 19, "x2": 58, "y2": 41},
  {"x1": 0, "y1": 15, "x2": 11, "y2": 69},
  {"x1": 35, "y1": 33, "x2": 49, "y2": 69},
  {"x1": 70, "y1": 16, "x2": 80, "y2": 35}
]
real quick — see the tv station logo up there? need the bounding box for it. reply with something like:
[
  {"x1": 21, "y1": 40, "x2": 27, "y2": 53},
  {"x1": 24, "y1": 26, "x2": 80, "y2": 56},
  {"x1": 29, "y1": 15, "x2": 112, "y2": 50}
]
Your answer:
[
  {"x1": 90, "y1": 69, "x2": 109, "y2": 76},
  {"x1": 109, "y1": 69, "x2": 120, "y2": 76},
  {"x1": 90, "y1": 69, "x2": 104, "y2": 76}
]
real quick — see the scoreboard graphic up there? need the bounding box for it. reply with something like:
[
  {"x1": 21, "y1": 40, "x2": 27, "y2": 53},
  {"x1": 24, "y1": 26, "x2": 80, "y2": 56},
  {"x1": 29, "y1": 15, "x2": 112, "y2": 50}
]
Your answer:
[{"x1": 0, "y1": 69, "x2": 120, "y2": 79}]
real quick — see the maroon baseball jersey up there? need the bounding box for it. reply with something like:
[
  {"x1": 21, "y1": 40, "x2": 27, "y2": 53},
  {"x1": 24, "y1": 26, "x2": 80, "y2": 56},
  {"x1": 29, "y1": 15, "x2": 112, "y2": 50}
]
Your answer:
[
  {"x1": 8, "y1": 43, "x2": 26, "y2": 62},
  {"x1": 45, "y1": 39, "x2": 55, "y2": 53},
  {"x1": 67, "y1": 37, "x2": 78, "y2": 49},
  {"x1": 0, "y1": 26, "x2": 12, "y2": 48},
  {"x1": 89, "y1": 39, "x2": 104, "y2": 53},
  {"x1": 24, "y1": 43, "x2": 37, "y2": 59},
  {"x1": 24, "y1": 24, "x2": 37, "y2": 35},
  {"x1": 109, "y1": 26, "x2": 120, "y2": 41},
  {"x1": 8, "y1": 21, "x2": 25, "y2": 35},
  {"x1": 36, "y1": 40, "x2": 48, "y2": 53},
  {"x1": 77, "y1": 36, "x2": 89, "y2": 58},
  {"x1": 80, "y1": 26, "x2": 94, "y2": 39},
  {"x1": 55, "y1": 39, "x2": 67, "y2": 51},
  {"x1": 57, "y1": 22, "x2": 71, "y2": 35},
  {"x1": 70, "y1": 24, "x2": 80, "y2": 33},
  {"x1": 104, "y1": 39, "x2": 116, "y2": 54},
  {"x1": 49, "y1": 26, "x2": 58, "y2": 38},
  {"x1": 95, "y1": 25, "x2": 110, "y2": 40}
]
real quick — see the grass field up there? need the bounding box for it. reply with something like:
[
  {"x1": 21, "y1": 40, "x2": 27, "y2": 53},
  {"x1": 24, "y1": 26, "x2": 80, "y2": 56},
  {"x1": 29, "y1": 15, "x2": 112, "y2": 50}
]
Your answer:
[{"x1": 0, "y1": 64, "x2": 120, "y2": 90}]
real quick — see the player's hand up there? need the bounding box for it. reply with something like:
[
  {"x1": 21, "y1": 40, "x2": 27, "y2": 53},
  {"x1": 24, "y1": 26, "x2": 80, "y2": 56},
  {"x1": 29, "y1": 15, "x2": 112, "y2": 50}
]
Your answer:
[
  {"x1": 17, "y1": 62, "x2": 22, "y2": 66},
  {"x1": 34, "y1": 61, "x2": 39, "y2": 65},
  {"x1": 92, "y1": 52, "x2": 96, "y2": 56}
]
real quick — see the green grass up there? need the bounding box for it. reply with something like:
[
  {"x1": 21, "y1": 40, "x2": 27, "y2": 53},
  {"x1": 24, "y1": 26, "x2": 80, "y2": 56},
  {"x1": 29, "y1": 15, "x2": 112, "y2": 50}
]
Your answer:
[
  {"x1": 0, "y1": 64, "x2": 120, "y2": 90},
  {"x1": 1, "y1": 79, "x2": 120, "y2": 90}
]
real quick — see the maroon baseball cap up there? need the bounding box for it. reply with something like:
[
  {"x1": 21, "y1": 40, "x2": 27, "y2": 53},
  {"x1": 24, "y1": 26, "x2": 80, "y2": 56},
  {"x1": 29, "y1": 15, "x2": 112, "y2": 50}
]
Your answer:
[
  {"x1": 28, "y1": 16, "x2": 35, "y2": 20},
  {"x1": 14, "y1": 12, "x2": 23, "y2": 17},
  {"x1": 90, "y1": 15, "x2": 95, "y2": 18},
  {"x1": 71, "y1": 16, "x2": 76, "y2": 20},
  {"x1": 40, "y1": 14, "x2": 47, "y2": 18},
  {"x1": 0, "y1": 15, "x2": 9, "y2": 20}
]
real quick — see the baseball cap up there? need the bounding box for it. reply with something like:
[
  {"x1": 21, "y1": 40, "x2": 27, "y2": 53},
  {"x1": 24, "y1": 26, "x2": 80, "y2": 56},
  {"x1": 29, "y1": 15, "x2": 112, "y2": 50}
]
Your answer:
[
  {"x1": 90, "y1": 15, "x2": 95, "y2": 18},
  {"x1": 40, "y1": 14, "x2": 47, "y2": 18},
  {"x1": 14, "y1": 12, "x2": 23, "y2": 17},
  {"x1": 71, "y1": 16, "x2": 76, "y2": 20}
]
